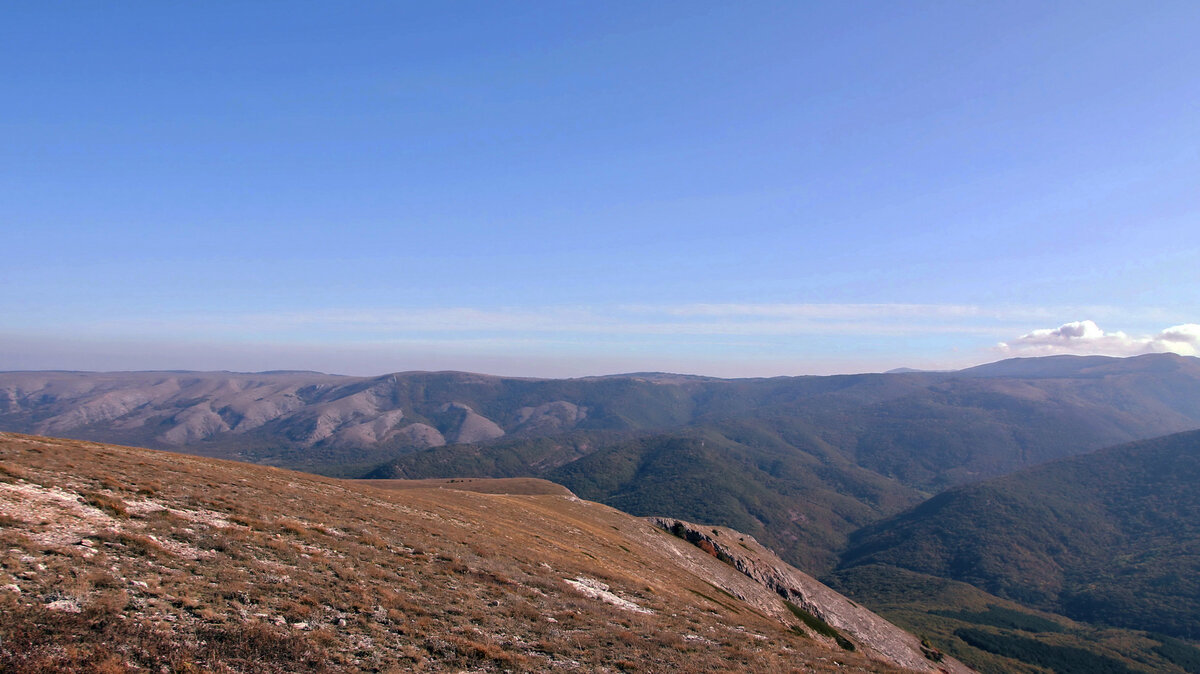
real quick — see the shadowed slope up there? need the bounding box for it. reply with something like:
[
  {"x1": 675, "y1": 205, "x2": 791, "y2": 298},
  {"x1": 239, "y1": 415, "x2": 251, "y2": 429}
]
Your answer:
[
  {"x1": 825, "y1": 564, "x2": 1200, "y2": 674},
  {"x1": 839, "y1": 429, "x2": 1200, "y2": 640}
]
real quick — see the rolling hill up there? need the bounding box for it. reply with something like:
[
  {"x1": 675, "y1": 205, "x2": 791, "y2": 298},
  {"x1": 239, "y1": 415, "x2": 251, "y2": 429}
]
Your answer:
[
  {"x1": 7, "y1": 353, "x2": 1200, "y2": 672},
  {"x1": 838, "y1": 428, "x2": 1200, "y2": 640},
  {"x1": 0, "y1": 432, "x2": 963, "y2": 673},
  {"x1": 6, "y1": 354, "x2": 1200, "y2": 578},
  {"x1": 825, "y1": 563, "x2": 1200, "y2": 674},
  {"x1": 5, "y1": 354, "x2": 1200, "y2": 487}
]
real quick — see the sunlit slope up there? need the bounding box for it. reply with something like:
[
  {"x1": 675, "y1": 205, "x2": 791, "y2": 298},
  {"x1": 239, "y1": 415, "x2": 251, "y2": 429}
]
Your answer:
[{"x1": 0, "y1": 432, "x2": 962, "y2": 673}]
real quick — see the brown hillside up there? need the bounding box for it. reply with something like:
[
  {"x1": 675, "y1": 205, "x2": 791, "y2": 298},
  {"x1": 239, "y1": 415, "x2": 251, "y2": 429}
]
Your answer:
[
  {"x1": 357, "y1": 477, "x2": 574, "y2": 496},
  {"x1": 0, "y1": 433, "x2": 961, "y2": 673}
]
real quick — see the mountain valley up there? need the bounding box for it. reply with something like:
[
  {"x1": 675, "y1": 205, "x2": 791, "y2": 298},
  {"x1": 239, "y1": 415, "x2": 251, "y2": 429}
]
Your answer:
[
  {"x1": 4, "y1": 354, "x2": 1200, "y2": 672},
  {"x1": 838, "y1": 428, "x2": 1200, "y2": 640}
]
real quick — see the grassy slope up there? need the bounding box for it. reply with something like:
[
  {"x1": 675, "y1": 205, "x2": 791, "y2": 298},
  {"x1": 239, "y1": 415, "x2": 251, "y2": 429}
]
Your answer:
[
  {"x1": 356, "y1": 477, "x2": 576, "y2": 496},
  {"x1": 0, "y1": 432, "x2": 907, "y2": 674}
]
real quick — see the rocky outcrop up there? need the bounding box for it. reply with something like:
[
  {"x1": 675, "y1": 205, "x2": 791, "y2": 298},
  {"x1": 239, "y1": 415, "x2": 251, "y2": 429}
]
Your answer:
[{"x1": 647, "y1": 517, "x2": 972, "y2": 673}]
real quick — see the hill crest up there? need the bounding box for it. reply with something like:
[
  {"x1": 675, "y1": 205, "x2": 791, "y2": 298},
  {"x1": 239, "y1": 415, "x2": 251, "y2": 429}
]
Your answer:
[{"x1": 0, "y1": 432, "x2": 964, "y2": 672}]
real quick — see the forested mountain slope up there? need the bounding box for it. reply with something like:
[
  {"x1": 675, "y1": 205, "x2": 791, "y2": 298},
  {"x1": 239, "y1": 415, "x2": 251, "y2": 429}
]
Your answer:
[
  {"x1": 839, "y1": 428, "x2": 1200, "y2": 639},
  {"x1": 8, "y1": 354, "x2": 1200, "y2": 574},
  {"x1": 4, "y1": 354, "x2": 1200, "y2": 486}
]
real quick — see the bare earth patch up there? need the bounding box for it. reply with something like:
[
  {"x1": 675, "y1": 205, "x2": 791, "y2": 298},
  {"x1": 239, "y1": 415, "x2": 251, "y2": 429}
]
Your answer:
[{"x1": 563, "y1": 576, "x2": 653, "y2": 614}]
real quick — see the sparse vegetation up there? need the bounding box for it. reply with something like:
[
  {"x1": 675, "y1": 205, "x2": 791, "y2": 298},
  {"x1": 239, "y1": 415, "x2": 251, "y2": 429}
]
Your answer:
[
  {"x1": 954, "y1": 628, "x2": 1140, "y2": 674},
  {"x1": 933, "y1": 605, "x2": 1063, "y2": 633},
  {"x1": 784, "y1": 600, "x2": 856, "y2": 651},
  {"x1": 0, "y1": 432, "x2": 905, "y2": 673},
  {"x1": 82, "y1": 491, "x2": 130, "y2": 518}
]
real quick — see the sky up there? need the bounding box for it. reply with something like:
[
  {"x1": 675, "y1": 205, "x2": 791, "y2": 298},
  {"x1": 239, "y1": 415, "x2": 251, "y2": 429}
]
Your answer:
[{"x1": 2, "y1": 2, "x2": 1199, "y2": 378}]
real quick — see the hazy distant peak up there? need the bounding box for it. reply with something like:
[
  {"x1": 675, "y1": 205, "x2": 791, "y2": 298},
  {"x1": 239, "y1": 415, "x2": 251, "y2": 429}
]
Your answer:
[{"x1": 956, "y1": 352, "x2": 1200, "y2": 378}]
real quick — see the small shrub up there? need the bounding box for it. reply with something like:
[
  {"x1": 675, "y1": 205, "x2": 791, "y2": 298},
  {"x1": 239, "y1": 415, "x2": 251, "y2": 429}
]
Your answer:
[
  {"x1": 114, "y1": 532, "x2": 163, "y2": 557},
  {"x1": 82, "y1": 492, "x2": 129, "y2": 518},
  {"x1": 920, "y1": 637, "x2": 945, "y2": 663},
  {"x1": 88, "y1": 589, "x2": 131, "y2": 615},
  {"x1": 278, "y1": 519, "x2": 312, "y2": 538},
  {"x1": 136, "y1": 481, "x2": 161, "y2": 496},
  {"x1": 0, "y1": 462, "x2": 28, "y2": 481},
  {"x1": 783, "y1": 600, "x2": 855, "y2": 651}
]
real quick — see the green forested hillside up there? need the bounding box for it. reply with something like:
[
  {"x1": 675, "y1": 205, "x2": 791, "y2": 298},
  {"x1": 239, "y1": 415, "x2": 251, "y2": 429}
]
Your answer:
[
  {"x1": 546, "y1": 430, "x2": 922, "y2": 571},
  {"x1": 826, "y1": 564, "x2": 1200, "y2": 674},
  {"x1": 839, "y1": 429, "x2": 1200, "y2": 639},
  {"x1": 368, "y1": 427, "x2": 924, "y2": 571},
  {"x1": 363, "y1": 354, "x2": 1200, "y2": 573}
]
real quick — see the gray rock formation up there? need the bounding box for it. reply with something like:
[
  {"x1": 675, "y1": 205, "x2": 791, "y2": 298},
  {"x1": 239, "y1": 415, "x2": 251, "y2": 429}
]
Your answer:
[{"x1": 647, "y1": 517, "x2": 972, "y2": 673}]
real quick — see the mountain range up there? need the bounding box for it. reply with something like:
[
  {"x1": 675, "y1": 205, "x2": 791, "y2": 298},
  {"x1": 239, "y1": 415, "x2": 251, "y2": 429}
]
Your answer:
[
  {"x1": 5, "y1": 353, "x2": 1200, "y2": 671},
  {"x1": 6, "y1": 354, "x2": 1200, "y2": 488},
  {"x1": 7, "y1": 353, "x2": 1199, "y2": 572}
]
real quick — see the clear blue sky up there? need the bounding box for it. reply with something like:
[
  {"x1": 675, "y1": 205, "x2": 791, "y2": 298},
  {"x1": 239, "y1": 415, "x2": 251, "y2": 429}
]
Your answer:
[{"x1": 3, "y1": 2, "x2": 1199, "y2": 377}]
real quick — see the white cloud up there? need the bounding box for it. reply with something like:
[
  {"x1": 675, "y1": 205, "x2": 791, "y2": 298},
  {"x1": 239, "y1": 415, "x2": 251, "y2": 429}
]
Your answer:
[
  {"x1": 998, "y1": 321, "x2": 1200, "y2": 357},
  {"x1": 1157, "y1": 324, "x2": 1200, "y2": 350}
]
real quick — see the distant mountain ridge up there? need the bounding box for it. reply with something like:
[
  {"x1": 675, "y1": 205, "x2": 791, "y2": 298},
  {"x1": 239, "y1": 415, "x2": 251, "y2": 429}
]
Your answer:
[
  {"x1": 6, "y1": 354, "x2": 1200, "y2": 572},
  {"x1": 5, "y1": 354, "x2": 1200, "y2": 476},
  {"x1": 8, "y1": 357, "x2": 1200, "y2": 671}
]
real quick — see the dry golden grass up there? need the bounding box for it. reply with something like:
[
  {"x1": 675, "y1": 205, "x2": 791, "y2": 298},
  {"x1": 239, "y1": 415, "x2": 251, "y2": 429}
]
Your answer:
[{"x1": 0, "y1": 432, "x2": 907, "y2": 673}]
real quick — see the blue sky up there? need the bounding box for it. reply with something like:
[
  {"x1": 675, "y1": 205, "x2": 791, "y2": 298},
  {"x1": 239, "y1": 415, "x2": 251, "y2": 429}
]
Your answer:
[{"x1": 3, "y1": 2, "x2": 1199, "y2": 377}]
